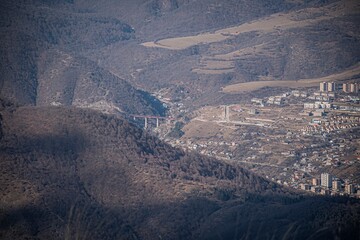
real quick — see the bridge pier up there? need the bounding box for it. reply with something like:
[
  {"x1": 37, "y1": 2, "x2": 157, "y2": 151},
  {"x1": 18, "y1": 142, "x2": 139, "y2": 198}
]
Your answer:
[
  {"x1": 224, "y1": 105, "x2": 230, "y2": 122},
  {"x1": 130, "y1": 114, "x2": 175, "y2": 129},
  {"x1": 144, "y1": 117, "x2": 148, "y2": 129}
]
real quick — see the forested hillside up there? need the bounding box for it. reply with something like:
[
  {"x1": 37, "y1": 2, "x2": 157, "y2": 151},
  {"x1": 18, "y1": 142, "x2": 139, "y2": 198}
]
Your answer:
[
  {"x1": 1, "y1": 0, "x2": 359, "y2": 110},
  {"x1": 0, "y1": 0, "x2": 165, "y2": 115},
  {"x1": 1, "y1": 1, "x2": 360, "y2": 239},
  {"x1": 0, "y1": 100, "x2": 359, "y2": 239}
]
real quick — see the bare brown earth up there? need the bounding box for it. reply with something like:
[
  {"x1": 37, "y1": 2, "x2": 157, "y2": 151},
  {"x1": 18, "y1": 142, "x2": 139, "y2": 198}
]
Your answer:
[
  {"x1": 141, "y1": 1, "x2": 358, "y2": 50},
  {"x1": 141, "y1": 0, "x2": 360, "y2": 81},
  {"x1": 1, "y1": 1, "x2": 360, "y2": 239},
  {"x1": 223, "y1": 63, "x2": 360, "y2": 93},
  {"x1": 1, "y1": 0, "x2": 359, "y2": 109}
]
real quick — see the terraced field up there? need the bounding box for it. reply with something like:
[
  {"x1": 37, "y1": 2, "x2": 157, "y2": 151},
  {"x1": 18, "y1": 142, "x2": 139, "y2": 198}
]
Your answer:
[
  {"x1": 142, "y1": 1, "x2": 357, "y2": 50},
  {"x1": 222, "y1": 63, "x2": 360, "y2": 93},
  {"x1": 142, "y1": 1, "x2": 359, "y2": 75}
]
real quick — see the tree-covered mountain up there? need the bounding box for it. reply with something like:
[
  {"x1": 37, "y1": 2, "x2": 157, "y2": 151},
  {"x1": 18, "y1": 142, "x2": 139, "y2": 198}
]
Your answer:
[
  {"x1": 1, "y1": 1, "x2": 360, "y2": 239},
  {"x1": 0, "y1": 100, "x2": 359, "y2": 239},
  {"x1": 1, "y1": 0, "x2": 359, "y2": 110},
  {"x1": 0, "y1": 0, "x2": 165, "y2": 115},
  {"x1": 73, "y1": 0, "x2": 360, "y2": 106}
]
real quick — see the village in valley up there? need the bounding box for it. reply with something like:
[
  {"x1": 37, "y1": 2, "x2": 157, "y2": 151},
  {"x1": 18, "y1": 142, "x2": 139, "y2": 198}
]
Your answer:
[{"x1": 147, "y1": 80, "x2": 360, "y2": 198}]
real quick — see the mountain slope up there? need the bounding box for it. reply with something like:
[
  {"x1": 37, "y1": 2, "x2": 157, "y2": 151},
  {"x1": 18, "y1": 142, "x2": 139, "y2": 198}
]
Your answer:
[
  {"x1": 80, "y1": 0, "x2": 360, "y2": 106},
  {"x1": 0, "y1": 0, "x2": 164, "y2": 116},
  {"x1": 76, "y1": 0, "x2": 333, "y2": 40},
  {"x1": 1, "y1": 0, "x2": 359, "y2": 110},
  {"x1": 0, "y1": 101, "x2": 359, "y2": 239}
]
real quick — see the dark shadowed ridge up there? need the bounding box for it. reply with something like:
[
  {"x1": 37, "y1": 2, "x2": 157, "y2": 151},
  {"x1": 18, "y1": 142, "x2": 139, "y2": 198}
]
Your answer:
[
  {"x1": 0, "y1": 100, "x2": 359, "y2": 239},
  {"x1": 1, "y1": 0, "x2": 360, "y2": 239}
]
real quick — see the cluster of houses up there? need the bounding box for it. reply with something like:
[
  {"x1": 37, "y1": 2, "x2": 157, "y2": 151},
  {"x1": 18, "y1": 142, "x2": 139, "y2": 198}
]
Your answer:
[{"x1": 300, "y1": 173, "x2": 359, "y2": 198}]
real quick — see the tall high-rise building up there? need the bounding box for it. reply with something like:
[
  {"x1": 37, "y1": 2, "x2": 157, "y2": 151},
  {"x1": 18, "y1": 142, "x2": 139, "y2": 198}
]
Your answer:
[
  {"x1": 320, "y1": 82, "x2": 337, "y2": 92},
  {"x1": 343, "y1": 83, "x2": 359, "y2": 93},
  {"x1": 345, "y1": 183, "x2": 355, "y2": 194},
  {"x1": 343, "y1": 83, "x2": 350, "y2": 93},
  {"x1": 312, "y1": 178, "x2": 320, "y2": 186},
  {"x1": 327, "y1": 82, "x2": 336, "y2": 92},
  {"x1": 332, "y1": 180, "x2": 341, "y2": 191},
  {"x1": 350, "y1": 83, "x2": 359, "y2": 93},
  {"x1": 321, "y1": 173, "x2": 332, "y2": 188},
  {"x1": 320, "y1": 82, "x2": 327, "y2": 92}
]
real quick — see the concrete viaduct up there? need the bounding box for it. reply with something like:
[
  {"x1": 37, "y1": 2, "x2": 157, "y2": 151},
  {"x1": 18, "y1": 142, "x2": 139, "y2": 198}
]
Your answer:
[{"x1": 130, "y1": 115, "x2": 176, "y2": 129}]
